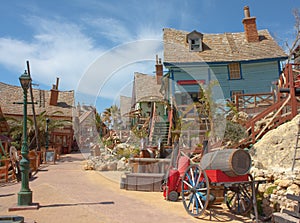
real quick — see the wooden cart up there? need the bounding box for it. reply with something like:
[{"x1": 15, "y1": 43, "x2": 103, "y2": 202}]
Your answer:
[
  {"x1": 177, "y1": 149, "x2": 265, "y2": 222},
  {"x1": 181, "y1": 165, "x2": 264, "y2": 220}
]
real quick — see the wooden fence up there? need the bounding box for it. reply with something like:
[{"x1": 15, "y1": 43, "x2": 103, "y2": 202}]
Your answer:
[{"x1": 0, "y1": 159, "x2": 15, "y2": 183}]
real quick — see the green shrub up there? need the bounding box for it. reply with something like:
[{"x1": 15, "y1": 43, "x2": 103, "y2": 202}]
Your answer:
[
  {"x1": 265, "y1": 185, "x2": 277, "y2": 195},
  {"x1": 224, "y1": 120, "x2": 247, "y2": 143}
]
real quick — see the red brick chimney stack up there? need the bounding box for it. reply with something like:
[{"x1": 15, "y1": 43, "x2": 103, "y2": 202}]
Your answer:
[
  {"x1": 242, "y1": 6, "x2": 259, "y2": 42},
  {"x1": 49, "y1": 77, "x2": 60, "y2": 106},
  {"x1": 155, "y1": 55, "x2": 163, "y2": 85}
]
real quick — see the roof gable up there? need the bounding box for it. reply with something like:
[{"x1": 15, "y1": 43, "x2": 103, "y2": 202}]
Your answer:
[
  {"x1": 133, "y1": 72, "x2": 163, "y2": 104},
  {"x1": 0, "y1": 82, "x2": 74, "y2": 118},
  {"x1": 186, "y1": 30, "x2": 203, "y2": 42}
]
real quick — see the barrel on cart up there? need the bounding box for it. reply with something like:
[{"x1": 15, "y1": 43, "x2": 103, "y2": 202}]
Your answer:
[{"x1": 177, "y1": 148, "x2": 264, "y2": 220}]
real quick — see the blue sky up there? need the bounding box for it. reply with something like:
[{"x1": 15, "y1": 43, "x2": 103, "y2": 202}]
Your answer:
[{"x1": 0, "y1": 0, "x2": 299, "y2": 113}]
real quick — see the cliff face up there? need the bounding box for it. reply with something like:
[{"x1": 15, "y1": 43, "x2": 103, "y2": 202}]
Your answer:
[{"x1": 250, "y1": 114, "x2": 300, "y2": 170}]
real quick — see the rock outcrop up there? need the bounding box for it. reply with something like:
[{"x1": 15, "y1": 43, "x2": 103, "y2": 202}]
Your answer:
[
  {"x1": 250, "y1": 114, "x2": 300, "y2": 217},
  {"x1": 251, "y1": 114, "x2": 300, "y2": 170}
]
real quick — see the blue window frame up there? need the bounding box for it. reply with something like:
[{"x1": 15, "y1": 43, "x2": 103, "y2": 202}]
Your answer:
[{"x1": 228, "y1": 63, "x2": 242, "y2": 80}]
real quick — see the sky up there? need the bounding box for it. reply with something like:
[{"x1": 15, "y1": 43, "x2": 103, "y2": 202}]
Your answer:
[{"x1": 0, "y1": 0, "x2": 299, "y2": 113}]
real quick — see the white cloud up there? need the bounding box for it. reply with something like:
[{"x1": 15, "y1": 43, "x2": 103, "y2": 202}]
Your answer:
[
  {"x1": 0, "y1": 2, "x2": 167, "y2": 112},
  {"x1": 76, "y1": 39, "x2": 163, "y2": 107},
  {"x1": 0, "y1": 16, "x2": 102, "y2": 90},
  {"x1": 83, "y1": 17, "x2": 133, "y2": 43}
]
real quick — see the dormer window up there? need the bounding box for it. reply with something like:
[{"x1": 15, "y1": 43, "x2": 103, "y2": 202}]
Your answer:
[
  {"x1": 190, "y1": 39, "x2": 201, "y2": 51},
  {"x1": 187, "y1": 30, "x2": 203, "y2": 52}
]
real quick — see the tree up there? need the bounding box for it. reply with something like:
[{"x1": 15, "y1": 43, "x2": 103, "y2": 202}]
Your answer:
[
  {"x1": 95, "y1": 111, "x2": 107, "y2": 137},
  {"x1": 286, "y1": 8, "x2": 300, "y2": 61},
  {"x1": 8, "y1": 111, "x2": 71, "y2": 150},
  {"x1": 101, "y1": 105, "x2": 122, "y2": 130}
]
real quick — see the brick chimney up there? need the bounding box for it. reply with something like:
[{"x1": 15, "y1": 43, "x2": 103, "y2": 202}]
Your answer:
[
  {"x1": 49, "y1": 77, "x2": 59, "y2": 106},
  {"x1": 155, "y1": 55, "x2": 163, "y2": 85},
  {"x1": 242, "y1": 6, "x2": 259, "y2": 42}
]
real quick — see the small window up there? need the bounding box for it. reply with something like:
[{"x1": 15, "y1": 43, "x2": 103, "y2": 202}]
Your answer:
[
  {"x1": 187, "y1": 30, "x2": 203, "y2": 52},
  {"x1": 228, "y1": 63, "x2": 241, "y2": 79},
  {"x1": 190, "y1": 39, "x2": 201, "y2": 51}
]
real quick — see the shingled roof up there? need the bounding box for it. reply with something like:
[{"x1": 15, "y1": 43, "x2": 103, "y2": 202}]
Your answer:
[
  {"x1": 120, "y1": 95, "x2": 132, "y2": 116},
  {"x1": 132, "y1": 72, "x2": 164, "y2": 104},
  {"x1": 163, "y1": 28, "x2": 287, "y2": 64},
  {"x1": 0, "y1": 82, "x2": 74, "y2": 119},
  {"x1": 0, "y1": 106, "x2": 9, "y2": 134}
]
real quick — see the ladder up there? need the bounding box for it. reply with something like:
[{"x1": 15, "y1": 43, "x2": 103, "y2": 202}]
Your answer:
[{"x1": 292, "y1": 120, "x2": 300, "y2": 171}]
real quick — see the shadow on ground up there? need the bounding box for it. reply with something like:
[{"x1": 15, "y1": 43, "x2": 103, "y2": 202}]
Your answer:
[
  {"x1": 0, "y1": 193, "x2": 15, "y2": 198},
  {"x1": 39, "y1": 201, "x2": 115, "y2": 208}
]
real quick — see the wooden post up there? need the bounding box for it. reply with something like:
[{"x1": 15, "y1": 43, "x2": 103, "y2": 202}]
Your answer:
[
  {"x1": 27, "y1": 61, "x2": 40, "y2": 152},
  {"x1": 5, "y1": 159, "x2": 9, "y2": 182},
  {"x1": 235, "y1": 94, "x2": 239, "y2": 112},
  {"x1": 251, "y1": 122, "x2": 255, "y2": 144},
  {"x1": 288, "y1": 64, "x2": 297, "y2": 117}
]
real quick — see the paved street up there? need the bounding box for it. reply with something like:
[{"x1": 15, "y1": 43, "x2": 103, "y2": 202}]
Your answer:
[{"x1": 0, "y1": 153, "x2": 252, "y2": 223}]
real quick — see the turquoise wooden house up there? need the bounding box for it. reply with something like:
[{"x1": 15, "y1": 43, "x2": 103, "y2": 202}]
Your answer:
[{"x1": 162, "y1": 6, "x2": 288, "y2": 107}]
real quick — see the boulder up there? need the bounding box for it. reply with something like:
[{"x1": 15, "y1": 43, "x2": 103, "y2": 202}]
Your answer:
[
  {"x1": 107, "y1": 161, "x2": 117, "y2": 171},
  {"x1": 117, "y1": 158, "x2": 127, "y2": 171},
  {"x1": 287, "y1": 184, "x2": 300, "y2": 196},
  {"x1": 83, "y1": 160, "x2": 95, "y2": 170},
  {"x1": 96, "y1": 164, "x2": 108, "y2": 171},
  {"x1": 278, "y1": 179, "x2": 293, "y2": 188},
  {"x1": 250, "y1": 114, "x2": 300, "y2": 170}
]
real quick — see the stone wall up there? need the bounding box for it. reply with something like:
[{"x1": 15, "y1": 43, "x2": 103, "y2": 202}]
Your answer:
[
  {"x1": 251, "y1": 167, "x2": 300, "y2": 217},
  {"x1": 250, "y1": 114, "x2": 300, "y2": 217}
]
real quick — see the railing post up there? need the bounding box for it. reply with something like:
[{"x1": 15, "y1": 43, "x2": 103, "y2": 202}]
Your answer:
[
  {"x1": 235, "y1": 94, "x2": 239, "y2": 112},
  {"x1": 288, "y1": 64, "x2": 297, "y2": 117},
  {"x1": 251, "y1": 122, "x2": 255, "y2": 144}
]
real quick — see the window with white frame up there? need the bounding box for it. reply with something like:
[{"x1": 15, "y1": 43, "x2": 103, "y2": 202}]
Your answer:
[{"x1": 228, "y1": 63, "x2": 241, "y2": 79}]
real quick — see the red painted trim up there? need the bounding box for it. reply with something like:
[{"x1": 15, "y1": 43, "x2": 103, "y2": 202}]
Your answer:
[{"x1": 205, "y1": 170, "x2": 248, "y2": 183}]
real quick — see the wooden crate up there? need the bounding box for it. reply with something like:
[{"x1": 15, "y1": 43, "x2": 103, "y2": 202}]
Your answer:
[{"x1": 124, "y1": 173, "x2": 164, "y2": 192}]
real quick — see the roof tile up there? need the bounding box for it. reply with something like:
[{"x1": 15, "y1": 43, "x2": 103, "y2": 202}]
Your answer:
[{"x1": 163, "y1": 28, "x2": 287, "y2": 64}]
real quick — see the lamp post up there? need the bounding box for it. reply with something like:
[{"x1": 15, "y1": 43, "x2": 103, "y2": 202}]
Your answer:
[
  {"x1": 45, "y1": 118, "x2": 50, "y2": 151},
  {"x1": 18, "y1": 70, "x2": 33, "y2": 206}
]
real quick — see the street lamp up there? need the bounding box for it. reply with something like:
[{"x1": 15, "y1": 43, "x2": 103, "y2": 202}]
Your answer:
[{"x1": 18, "y1": 70, "x2": 33, "y2": 206}]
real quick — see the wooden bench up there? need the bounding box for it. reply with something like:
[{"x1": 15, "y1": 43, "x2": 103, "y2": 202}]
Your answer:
[{"x1": 273, "y1": 194, "x2": 300, "y2": 223}]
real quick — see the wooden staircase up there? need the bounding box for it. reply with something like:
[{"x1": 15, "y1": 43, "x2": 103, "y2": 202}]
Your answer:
[
  {"x1": 150, "y1": 122, "x2": 170, "y2": 145},
  {"x1": 236, "y1": 63, "x2": 300, "y2": 148}
]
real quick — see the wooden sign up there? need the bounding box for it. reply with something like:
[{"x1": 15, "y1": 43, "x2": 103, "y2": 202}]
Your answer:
[{"x1": 45, "y1": 150, "x2": 56, "y2": 164}]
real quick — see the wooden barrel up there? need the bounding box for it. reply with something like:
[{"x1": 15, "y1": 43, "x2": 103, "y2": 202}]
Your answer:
[{"x1": 200, "y1": 149, "x2": 251, "y2": 177}]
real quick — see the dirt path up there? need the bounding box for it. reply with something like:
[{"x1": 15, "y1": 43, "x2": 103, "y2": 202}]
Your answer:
[{"x1": 0, "y1": 153, "x2": 253, "y2": 223}]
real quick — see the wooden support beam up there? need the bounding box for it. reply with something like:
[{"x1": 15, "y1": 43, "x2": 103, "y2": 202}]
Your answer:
[{"x1": 288, "y1": 64, "x2": 298, "y2": 117}]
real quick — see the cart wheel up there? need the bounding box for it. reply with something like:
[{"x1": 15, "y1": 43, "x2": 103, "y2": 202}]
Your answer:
[
  {"x1": 168, "y1": 191, "x2": 179, "y2": 202},
  {"x1": 181, "y1": 164, "x2": 210, "y2": 217},
  {"x1": 225, "y1": 174, "x2": 253, "y2": 215}
]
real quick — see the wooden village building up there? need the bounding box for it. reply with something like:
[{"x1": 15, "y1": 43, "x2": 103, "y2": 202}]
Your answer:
[
  {"x1": 163, "y1": 6, "x2": 287, "y2": 105},
  {"x1": 119, "y1": 95, "x2": 132, "y2": 130},
  {"x1": 0, "y1": 78, "x2": 75, "y2": 154},
  {"x1": 73, "y1": 104, "x2": 100, "y2": 149},
  {"x1": 0, "y1": 106, "x2": 10, "y2": 156},
  {"x1": 130, "y1": 58, "x2": 172, "y2": 146}
]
